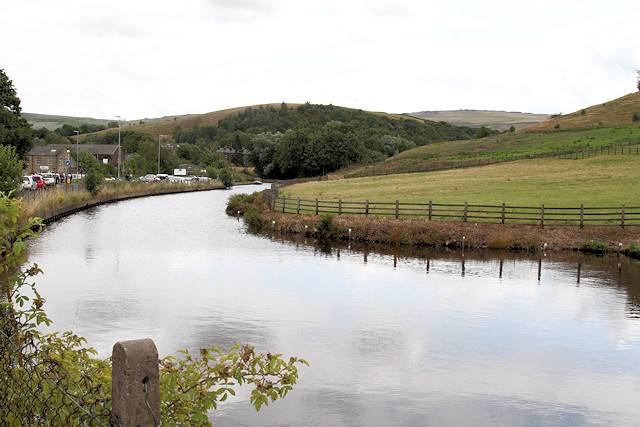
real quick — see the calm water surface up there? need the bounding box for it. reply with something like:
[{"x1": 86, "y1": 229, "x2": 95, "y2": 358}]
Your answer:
[{"x1": 29, "y1": 186, "x2": 640, "y2": 426}]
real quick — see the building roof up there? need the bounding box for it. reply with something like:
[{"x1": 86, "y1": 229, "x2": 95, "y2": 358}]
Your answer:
[
  {"x1": 28, "y1": 144, "x2": 71, "y2": 156},
  {"x1": 28, "y1": 144, "x2": 120, "y2": 157}
]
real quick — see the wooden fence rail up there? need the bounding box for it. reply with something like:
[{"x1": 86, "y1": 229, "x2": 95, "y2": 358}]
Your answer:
[{"x1": 273, "y1": 197, "x2": 640, "y2": 227}]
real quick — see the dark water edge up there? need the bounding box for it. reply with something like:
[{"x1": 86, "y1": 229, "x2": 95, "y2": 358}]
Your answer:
[{"x1": 249, "y1": 225, "x2": 640, "y2": 319}]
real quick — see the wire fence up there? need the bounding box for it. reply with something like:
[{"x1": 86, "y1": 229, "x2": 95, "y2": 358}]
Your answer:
[
  {"x1": 273, "y1": 197, "x2": 640, "y2": 228},
  {"x1": 0, "y1": 312, "x2": 111, "y2": 426}
]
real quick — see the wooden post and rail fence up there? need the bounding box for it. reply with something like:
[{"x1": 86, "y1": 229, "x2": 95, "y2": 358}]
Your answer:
[{"x1": 272, "y1": 197, "x2": 640, "y2": 228}]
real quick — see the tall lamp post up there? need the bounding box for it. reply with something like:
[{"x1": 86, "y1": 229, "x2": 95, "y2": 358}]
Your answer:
[
  {"x1": 157, "y1": 134, "x2": 163, "y2": 175},
  {"x1": 73, "y1": 130, "x2": 79, "y2": 177},
  {"x1": 116, "y1": 115, "x2": 121, "y2": 180}
]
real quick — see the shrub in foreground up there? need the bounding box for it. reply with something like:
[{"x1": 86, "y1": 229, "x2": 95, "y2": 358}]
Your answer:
[{"x1": 0, "y1": 192, "x2": 306, "y2": 425}]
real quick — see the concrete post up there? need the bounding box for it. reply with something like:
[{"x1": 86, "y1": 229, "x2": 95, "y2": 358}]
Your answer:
[{"x1": 111, "y1": 338, "x2": 160, "y2": 427}]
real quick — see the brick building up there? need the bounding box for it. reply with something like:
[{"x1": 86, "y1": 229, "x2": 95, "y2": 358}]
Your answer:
[{"x1": 25, "y1": 144, "x2": 123, "y2": 175}]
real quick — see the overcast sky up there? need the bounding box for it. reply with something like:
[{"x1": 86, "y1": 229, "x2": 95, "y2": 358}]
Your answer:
[{"x1": 2, "y1": 0, "x2": 639, "y2": 121}]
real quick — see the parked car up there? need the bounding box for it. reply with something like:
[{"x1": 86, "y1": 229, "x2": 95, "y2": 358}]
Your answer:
[
  {"x1": 31, "y1": 174, "x2": 46, "y2": 189},
  {"x1": 21, "y1": 176, "x2": 36, "y2": 191},
  {"x1": 140, "y1": 174, "x2": 160, "y2": 182},
  {"x1": 41, "y1": 172, "x2": 56, "y2": 186}
]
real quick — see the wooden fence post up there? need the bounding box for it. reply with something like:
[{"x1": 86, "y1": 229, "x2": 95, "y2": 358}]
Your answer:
[
  {"x1": 621, "y1": 204, "x2": 626, "y2": 228},
  {"x1": 281, "y1": 196, "x2": 286, "y2": 213},
  {"x1": 338, "y1": 199, "x2": 343, "y2": 216},
  {"x1": 540, "y1": 204, "x2": 545, "y2": 228},
  {"x1": 365, "y1": 200, "x2": 369, "y2": 216},
  {"x1": 112, "y1": 338, "x2": 160, "y2": 427},
  {"x1": 463, "y1": 202, "x2": 468, "y2": 222},
  {"x1": 501, "y1": 203, "x2": 506, "y2": 224},
  {"x1": 580, "y1": 204, "x2": 584, "y2": 229},
  {"x1": 296, "y1": 197, "x2": 301, "y2": 215},
  {"x1": 395, "y1": 200, "x2": 399, "y2": 219},
  {"x1": 428, "y1": 201, "x2": 432, "y2": 221},
  {"x1": 315, "y1": 198, "x2": 319, "y2": 215}
]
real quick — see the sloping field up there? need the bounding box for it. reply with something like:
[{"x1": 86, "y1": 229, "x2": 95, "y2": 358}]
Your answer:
[
  {"x1": 279, "y1": 155, "x2": 640, "y2": 207},
  {"x1": 525, "y1": 92, "x2": 640, "y2": 131}
]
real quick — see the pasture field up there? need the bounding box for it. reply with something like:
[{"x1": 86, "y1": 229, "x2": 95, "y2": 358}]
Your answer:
[{"x1": 278, "y1": 155, "x2": 640, "y2": 208}]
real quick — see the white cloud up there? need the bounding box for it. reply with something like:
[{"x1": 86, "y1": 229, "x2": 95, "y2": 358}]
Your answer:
[{"x1": 2, "y1": 0, "x2": 639, "y2": 119}]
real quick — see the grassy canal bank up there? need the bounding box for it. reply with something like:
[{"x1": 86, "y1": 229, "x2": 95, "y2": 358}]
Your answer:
[
  {"x1": 20, "y1": 180, "x2": 224, "y2": 224},
  {"x1": 228, "y1": 192, "x2": 640, "y2": 257}
]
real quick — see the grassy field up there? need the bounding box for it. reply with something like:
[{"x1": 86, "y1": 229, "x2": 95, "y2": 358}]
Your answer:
[
  {"x1": 344, "y1": 124, "x2": 640, "y2": 177},
  {"x1": 278, "y1": 155, "x2": 640, "y2": 208}
]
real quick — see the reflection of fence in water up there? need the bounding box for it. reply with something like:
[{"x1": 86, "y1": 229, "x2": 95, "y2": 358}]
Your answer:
[{"x1": 273, "y1": 229, "x2": 634, "y2": 287}]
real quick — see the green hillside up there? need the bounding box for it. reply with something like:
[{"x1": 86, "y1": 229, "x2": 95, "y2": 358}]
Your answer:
[
  {"x1": 23, "y1": 113, "x2": 114, "y2": 131},
  {"x1": 525, "y1": 92, "x2": 640, "y2": 131},
  {"x1": 279, "y1": 91, "x2": 640, "y2": 207},
  {"x1": 280, "y1": 155, "x2": 640, "y2": 207},
  {"x1": 344, "y1": 92, "x2": 640, "y2": 178}
]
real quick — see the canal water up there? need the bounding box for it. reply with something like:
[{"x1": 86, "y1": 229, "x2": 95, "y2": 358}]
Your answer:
[{"x1": 28, "y1": 186, "x2": 640, "y2": 426}]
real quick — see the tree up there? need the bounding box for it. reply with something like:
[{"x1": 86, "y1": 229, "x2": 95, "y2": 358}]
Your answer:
[
  {"x1": 275, "y1": 129, "x2": 309, "y2": 178},
  {"x1": 124, "y1": 153, "x2": 149, "y2": 177},
  {"x1": 249, "y1": 132, "x2": 282, "y2": 178},
  {"x1": 475, "y1": 126, "x2": 492, "y2": 139},
  {"x1": 637, "y1": 69, "x2": 640, "y2": 91},
  {"x1": 0, "y1": 145, "x2": 23, "y2": 194},
  {"x1": 77, "y1": 150, "x2": 103, "y2": 196},
  {"x1": 218, "y1": 167, "x2": 234, "y2": 188},
  {"x1": 0, "y1": 69, "x2": 32, "y2": 160}
]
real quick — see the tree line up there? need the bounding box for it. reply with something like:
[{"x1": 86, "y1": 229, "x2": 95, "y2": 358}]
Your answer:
[
  {"x1": 168, "y1": 102, "x2": 479, "y2": 179},
  {"x1": 2, "y1": 65, "x2": 482, "y2": 190},
  {"x1": 33, "y1": 102, "x2": 480, "y2": 181}
]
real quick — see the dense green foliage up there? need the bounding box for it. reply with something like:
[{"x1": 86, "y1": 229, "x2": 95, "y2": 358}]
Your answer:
[
  {"x1": 48, "y1": 103, "x2": 477, "y2": 180},
  {"x1": 0, "y1": 69, "x2": 32, "y2": 160},
  {"x1": 1, "y1": 194, "x2": 307, "y2": 425},
  {"x1": 233, "y1": 103, "x2": 477, "y2": 179},
  {"x1": 77, "y1": 150, "x2": 104, "y2": 195},
  {"x1": 0, "y1": 145, "x2": 23, "y2": 193}
]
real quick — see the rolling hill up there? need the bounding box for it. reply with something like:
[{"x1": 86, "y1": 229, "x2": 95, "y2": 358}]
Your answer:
[
  {"x1": 522, "y1": 92, "x2": 640, "y2": 131},
  {"x1": 405, "y1": 110, "x2": 550, "y2": 131},
  {"x1": 342, "y1": 91, "x2": 640, "y2": 178}
]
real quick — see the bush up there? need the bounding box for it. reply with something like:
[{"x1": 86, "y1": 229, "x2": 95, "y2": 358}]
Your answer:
[
  {"x1": 315, "y1": 215, "x2": 336, "y2": 240},
  {"x1": 581, "y1": 239, "x2": 606, "y2": 254},
  {"x1": 632, "y1": 112, "x2": 640, "y2": 122},
  {"x1": 0, "y1": 145, "x2": 23, "y2": 194},
  {"x1": 625, "y1": 241, "x2": 640, "y2": 259},
  {"x1": 226, "y1": 192, "x2": 265, "y2": 216},
  {"x1": 84, "y1": 168, "x2": 103, "y2": 196}
]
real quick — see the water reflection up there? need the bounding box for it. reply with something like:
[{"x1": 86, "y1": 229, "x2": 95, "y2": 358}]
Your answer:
[
  {"x1": 256, "y1": 227, "x2": 640, "y2": 318},
  {"x1": 27, "y1": 188, "x2": 640, "y2": 426}
]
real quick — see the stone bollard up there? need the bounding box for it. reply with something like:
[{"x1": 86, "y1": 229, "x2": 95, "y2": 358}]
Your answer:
[{"x1": 111, "y1": 338, "x2": 160, "y2": 426}]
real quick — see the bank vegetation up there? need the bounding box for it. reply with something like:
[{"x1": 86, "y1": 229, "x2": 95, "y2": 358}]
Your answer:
[{"x1": 227, "y1": 192, "x2": 640, "y2": 258}]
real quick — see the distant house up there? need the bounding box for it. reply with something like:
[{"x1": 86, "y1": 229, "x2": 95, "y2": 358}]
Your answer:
[
  {"x1": 217, "y1": 147, "x2": 249, "y2": 164},
  {"x1": 25, "y1": 144, "x2": 123, "y2": 175}
]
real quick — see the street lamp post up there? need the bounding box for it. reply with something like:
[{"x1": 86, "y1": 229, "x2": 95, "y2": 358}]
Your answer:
[
  {"x1": 158, "y1": 134, "x2": 163, "y2": 175},
  {"x1": 74, "y1": 130, "x2": 79, "y2": 177},
  {"x1": 66, "y1": 150, "x2": 70, "y2": 178},
  {"x1": 116, "y1": 115, "x2": 121, "y2": 180}
]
